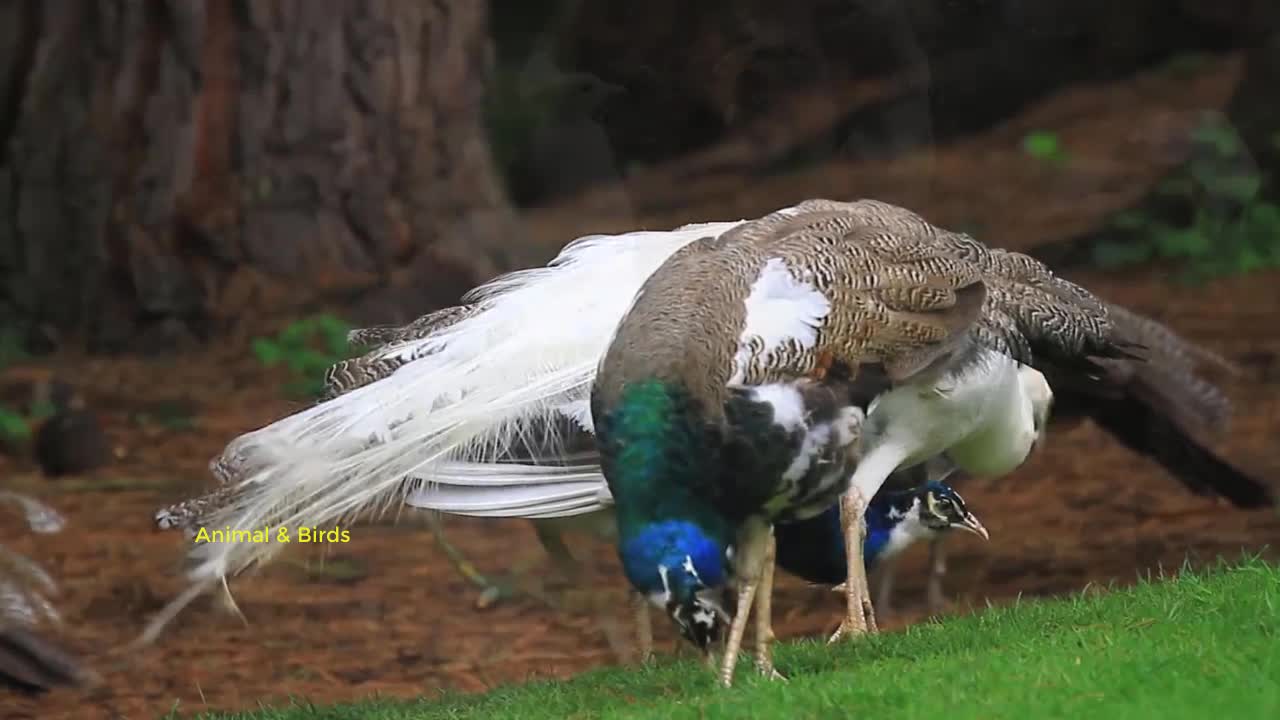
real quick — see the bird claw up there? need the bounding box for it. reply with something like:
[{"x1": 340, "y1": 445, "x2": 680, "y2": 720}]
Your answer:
[
  {"x1": 827, "y1": 621, "x2": 858, "y2": 644},
  {"x1": 474, "y1": 585, "x2": 506, "y2": 609},
  {"x1": 827, "y1": 611, "x2": 875, "y2": 644},
  {"x1": 755, "y1": 662, "x2": 787, "y2": 681}
]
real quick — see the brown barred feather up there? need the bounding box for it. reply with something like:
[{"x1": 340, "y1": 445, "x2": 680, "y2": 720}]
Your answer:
[
  {"x1": 596, "y1": 198, "x2": 1135, "y2": 413},
  {"x1": 320, "y1": 305, "x2": 480, "y2": 402}
]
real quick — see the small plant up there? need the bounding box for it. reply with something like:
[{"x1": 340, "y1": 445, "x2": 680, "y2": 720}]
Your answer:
[
  {"x1": 252, "y1": 314, "x2": 360, "y2": 399},
  {"x1": 0, "y1": 406, "x2": 31, "y2": 444},
  {"x1": 1092, "y1": 115, "x2": 1280, "y2": 281},
  {"x1": 0, "y1": 327, "x2": 27, "y2": 370},
  {"x1": 1022, "y1": 130, "x2": 1069, "y2": 167},
  {"x1": 1161, "y1": 52, "x2": 1211, "y2": 80}
]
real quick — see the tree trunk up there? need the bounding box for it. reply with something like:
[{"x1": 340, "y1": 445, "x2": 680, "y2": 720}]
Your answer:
[
  {"x1": 0, "y1": 0, "x2": 515, "y2": 352},
  {"x1": 1225, "y1": 5, "x2": 1280, "y2": 196}
]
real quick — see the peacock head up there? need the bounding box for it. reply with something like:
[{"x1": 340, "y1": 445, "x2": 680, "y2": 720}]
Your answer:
[
  {"x1": 618, "y1": 519, "x2": 731, "y2": 651},
  {"x1": 918, "y1": 481, "x2": 989, "y2": 539}
]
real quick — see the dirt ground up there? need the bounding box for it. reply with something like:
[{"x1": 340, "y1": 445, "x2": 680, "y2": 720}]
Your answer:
[{"x1": 3, "y1": 55, "x2": 1280, "y2": 720}]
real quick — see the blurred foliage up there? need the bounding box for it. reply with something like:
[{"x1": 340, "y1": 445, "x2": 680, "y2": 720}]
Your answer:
[
  {"x1": 129, "y1": 400, "x2": 197, "y2": 432},
  {"x1": 0, "y1": 327, "x2": 33, "y2": 445},
  {"x1": 0, "y1": 326, "x2": 28, "y2": 369},
  {"x1": 0, "y1": 401, "x2": 53, "y2": 447},
  {"x1": 0, "y1": 407, "x2": 30, "y2": 444},
  {"x1": 251, "y1": 315, "x2": 359, "y2": 400},
  {"x1": 1092, "y1": 115, "x2": 1280, "y2": 282},
  {"x1": 1022, "y1": 130, "x2": 1069, "y2": 167},
  {"x1": 484, "y1": 0, "x2": 613, "y2": 205},
  {"x1": 484, "y1": 63, "x2": 600, "y2": 199},
  {"x1": 0, "y1": 396, "x2": 56, "y2": 448},
  {"x1": 1161, "y1": 52, "x2": 1212, "y2": 80}
]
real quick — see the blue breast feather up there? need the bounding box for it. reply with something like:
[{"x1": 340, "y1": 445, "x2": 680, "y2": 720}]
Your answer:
[{"x1": 774, "y1": 496, "x2": 907, "y2": 586}]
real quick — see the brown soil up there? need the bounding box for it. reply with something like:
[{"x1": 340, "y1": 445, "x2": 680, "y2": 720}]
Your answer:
[{"x1": 3, "y1": 54, "x2": 1279, "y2": 720}]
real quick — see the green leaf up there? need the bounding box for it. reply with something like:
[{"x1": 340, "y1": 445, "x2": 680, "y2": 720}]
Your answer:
[
  {"x1": 1022, "y1": 131, "x2": 1063, "y2": 161},
  {"x1": 286, "y1": 349, "x2": 330, "y2": 374},
  {"x1": 1246, "y1": 202, "x2": 1280, "y2": 231},
  {"x1": 1190, "y1": 121, "x2": 1241, "y2": 158},
  {"x1": 1203, "y1": 174, "x2": 1262, "y2": 203},
  {"x1": 1110, "y1": 211, "x2": 1148, "y2": 231},
  {"x1": 1155, "y1": 177, "x2": 1195, "y2": 197},
  {"x1": 1154, "y1": 228, "x2": 1211, "y2": 258},
  {"x1": 0, "y1": 328, "x2": 28, "y2": 368},
  {"x1": 0, "y1": 409, "x2": 31, "y2": 441},
  {"x1": 1235, "y1": 247, "x2": 1266, "y2": 273},
  {"x1": 252, "y1": 338, "x2": 284, "y2": 366},
  {"x1": 279, "y1": 320, "x2": 313, "y2": 347},
  {"x1": 1163, "y1": 52, "x2": 1210, "y2": 78}
]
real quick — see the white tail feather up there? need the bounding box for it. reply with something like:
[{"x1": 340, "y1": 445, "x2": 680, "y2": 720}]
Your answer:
[
  {"x1": 405, "y1": 461, "x2": 612, "y2": 517},
  {"x1": 176, "y1": 219, "x2": 750, "y2": 590}
]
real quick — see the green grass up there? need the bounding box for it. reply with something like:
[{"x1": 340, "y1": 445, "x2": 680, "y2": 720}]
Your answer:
[{"x1": 178, "y1": 557, "x2": 1280, "y2": 720}]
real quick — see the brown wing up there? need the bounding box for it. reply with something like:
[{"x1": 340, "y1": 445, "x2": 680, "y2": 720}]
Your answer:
[
  {"x1": 0, "y1": 625, "x2": 92, "y2": 694},
  {"x1": 0, "y1": 539, "x2": 93, "y2": 693},
  {"x1": 726, "y1": 204, "x2": 992, "y2": 385},
  {"x1": 320, "y1": 304, "x2": 479, "y2": 401},
  {"x1": 1045, "y1": 304, "x2": 1272, "y2": 508},
  {"x1": 782, "y1": 200, "x2": 1140, "y2": 376},
  {"x1": 632, "y1": 200, "x2": 1134, "y2": 401},
  {"x1": 595, "y1": 203, "x2": 998, "y2": 416}
]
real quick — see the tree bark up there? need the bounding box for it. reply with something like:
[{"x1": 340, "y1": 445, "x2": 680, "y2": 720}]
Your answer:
[
  {"x1": 0, "y1": 0, "x2": 515, "y2": 352},
  {"x1": 558, "y1": 0, "x2": 1262, "y2": 169},
  {"x1": 1224, "y1": 5, "x2": 1280, "y2": 197}
]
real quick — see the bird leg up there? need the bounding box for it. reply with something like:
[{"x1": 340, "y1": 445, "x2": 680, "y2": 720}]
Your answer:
[
  {"x1": 536, "y1": 525, "x2": 630, "y2": 663},
  {"x1": 631, "y1": 590, "x2": 654, "y2": 665},
  {"x1": 873, "y1": 557, "x2": 898, "y2": 621},
  {"x1": 753, "y1": 531, "x2": 785, "y2": 680},
  {"x1": 926, "y1": 536, "x2": 948, "y2": 615},
  {"x1": 719, "y1": 519, "x2": 771, "y2": 688},
  {"x1": 426, "y1": 516, "x2": 522, "y2": 607},
  {"x1": 829, "y1": 489, "x2": 877, "y2": 642}
]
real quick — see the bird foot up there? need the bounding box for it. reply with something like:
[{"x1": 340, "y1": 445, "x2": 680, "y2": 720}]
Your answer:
[
  {"x1": 827, "y1": 598, "x2": 879, "y2": 643},
  {"x1": 926, "y1": 587, "x2": 950, "y2": 617},
  {"x1": 474, "y1": 584, "x2": 510, "y2": 610},
  {"x1": 827, "y1": 618, "x2": 865, "y2": 644},
  {"x1": 755, "y1": 660, "x2": 787, "y2": 681},
  {"x1": 926, "y1": 598, "x2": 952, "y2": 619}
]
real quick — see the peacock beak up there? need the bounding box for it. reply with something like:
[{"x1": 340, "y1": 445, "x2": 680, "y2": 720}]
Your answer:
[{"x1": 955, "y1": 512, "x2": 990, "y2": 541}]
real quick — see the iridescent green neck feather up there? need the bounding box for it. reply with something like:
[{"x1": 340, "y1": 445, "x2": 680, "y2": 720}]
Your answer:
[{"x1": 594, "y1": 379, "x2": 730, "y2": 542}]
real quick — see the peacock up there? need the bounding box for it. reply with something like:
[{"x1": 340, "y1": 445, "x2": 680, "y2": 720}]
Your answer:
[
  {"x1": 142, "y1": 198, "x2": 1268, "y2": 687},
  {"x1": 0, "y1": 491, "x2": 92, "y2": 694},
  {"x1": 874, "y1": 303, "x2": 1272, "y2": 617},
  {"x1": 582, "y1": 199, "x2": 1137, "y2": 684}
]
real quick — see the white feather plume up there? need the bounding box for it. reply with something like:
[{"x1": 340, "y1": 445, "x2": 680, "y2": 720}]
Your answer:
[{"x1": 176, "y1": 219, "x2": 752, "y2": 589}]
